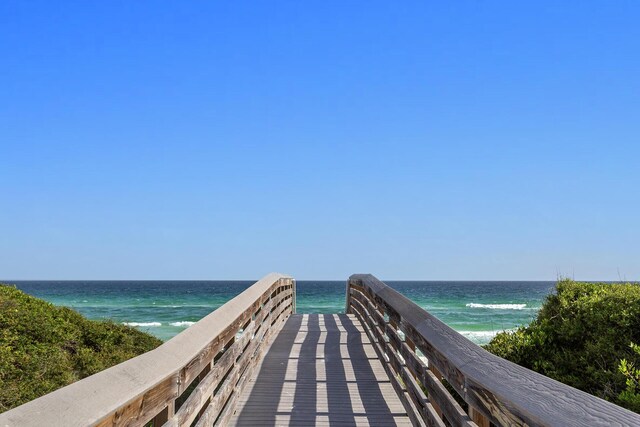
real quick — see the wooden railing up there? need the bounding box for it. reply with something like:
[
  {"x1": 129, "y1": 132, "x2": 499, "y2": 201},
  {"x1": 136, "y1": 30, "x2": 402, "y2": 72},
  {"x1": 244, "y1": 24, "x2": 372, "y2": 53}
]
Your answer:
[
  {"x1": 0, "y1": 273, "x2": 295, "y2": 427},
  {"x1": 346, "y1": 274, "x2": 640, "y2": 427}
]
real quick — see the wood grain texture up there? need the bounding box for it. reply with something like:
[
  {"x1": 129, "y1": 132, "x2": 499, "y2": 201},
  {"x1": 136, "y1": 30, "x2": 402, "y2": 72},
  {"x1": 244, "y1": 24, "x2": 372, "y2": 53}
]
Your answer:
[
  {"x1": 348, "y1": 274, "x2": 640, "y2": 427},
  {"x1": 351, "y1": 285, "x2": 434, "y2": 426},
  {"x1": 401, "y1": 340, "x2": 473, "y2": 427},
  {"x1": 352, "y1": 285, "x2": 474, "y2": 427},
  {"x1": 166, "y1": 319, "x2": 255, "y2": 427},
  {"x1": 229, "y1": 314, "x2": 413, "y2": 426},
  {"x1": 400, "y1": 365, "x2": 445, "y2": 427},
  {"x1": 190, "y1": 293, "x2": 293, "y2": 427}
]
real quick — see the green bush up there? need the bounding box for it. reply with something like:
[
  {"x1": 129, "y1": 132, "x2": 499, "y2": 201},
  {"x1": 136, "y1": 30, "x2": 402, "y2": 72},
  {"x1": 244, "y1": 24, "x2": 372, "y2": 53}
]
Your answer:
[
  {"x1": 485, "y1": 279, "x2": 640, "y2": 412},
  {"x1": 619, "y1": 342, "x2": 640, "y2": 412},
  {"x1": 0, "y1": 284, "x2": 162, "y2": 413}
]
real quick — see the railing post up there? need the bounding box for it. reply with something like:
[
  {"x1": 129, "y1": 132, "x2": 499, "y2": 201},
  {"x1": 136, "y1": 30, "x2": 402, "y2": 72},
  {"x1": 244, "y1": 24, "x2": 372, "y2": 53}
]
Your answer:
[
  {"x1": 292, "y1": 278, "x2": 297, "y2": 314},
  {"x1": 279, "y1": 277, "x2": 295, "y2": 314},
  {"x1": 345, "y1": 279, "x2": 352, "y2": 314}
]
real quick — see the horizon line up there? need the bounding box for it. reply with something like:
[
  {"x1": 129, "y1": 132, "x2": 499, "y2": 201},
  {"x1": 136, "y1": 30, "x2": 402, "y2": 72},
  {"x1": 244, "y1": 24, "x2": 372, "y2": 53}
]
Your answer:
[{"x1": 2, "y1": 277, "x2": 635, "y2": 282}]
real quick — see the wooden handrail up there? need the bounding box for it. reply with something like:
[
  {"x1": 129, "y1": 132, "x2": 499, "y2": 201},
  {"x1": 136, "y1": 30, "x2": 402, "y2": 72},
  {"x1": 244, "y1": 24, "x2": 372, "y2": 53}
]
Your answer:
[
  {"x1": 0, "y1": 273, "x2": 295, "y2": 427},
  {"x1": 346, "y1": 274, "x2": 640, "y2": 427}
]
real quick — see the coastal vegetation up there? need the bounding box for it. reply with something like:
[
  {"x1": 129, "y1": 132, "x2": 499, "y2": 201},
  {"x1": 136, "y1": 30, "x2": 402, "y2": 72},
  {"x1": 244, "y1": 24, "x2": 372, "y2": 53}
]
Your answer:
[
  {"x1": 0, "y1": 284, "x2": 162, "y2": 413},
  {"x1": 485, "y1": 279, "x2": 640, "y2": 413}
]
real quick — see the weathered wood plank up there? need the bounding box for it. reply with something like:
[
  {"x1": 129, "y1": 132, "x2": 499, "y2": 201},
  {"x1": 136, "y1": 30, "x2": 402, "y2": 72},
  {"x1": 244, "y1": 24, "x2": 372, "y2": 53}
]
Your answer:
[
  {"x1": 349, "y1": 300, "x2": 425, "y2": 427},
  {"x1": 353, "y1": 282, "x2": 467, "y2": 427},
  {"x1": 400, "y1": 341, "x2": 474, "y2": 427},
  {"x1": 168, "y1": 286, "x2": 295, "y2": 427},
  {"x1": 229, "y1": 314, "x2": 413, "y2": 426},
  {"x1": 95, "y1": 375, "x2": 179, "y2": 427},
  {"x1": 210, "y1": 296, "x2": 293, "y2": 426},
  {"x1": 189, "y1": 295, "x2": 293, "y2": 427},
  {"x1": 383, "y1": 322, "x2": 459, "y2": 426},
  {"x1": 177, "y1": 296, "x2": 259, "y2": 394},
  {"x1": 167, "y1": 319, "x2": 258, "y2": 427},
  {"x1": 401, "y1": 365, "x2": 446, "y2": 427},
  {"x1": 469, "y1": 407, "x2": 491, "y2": 427}
]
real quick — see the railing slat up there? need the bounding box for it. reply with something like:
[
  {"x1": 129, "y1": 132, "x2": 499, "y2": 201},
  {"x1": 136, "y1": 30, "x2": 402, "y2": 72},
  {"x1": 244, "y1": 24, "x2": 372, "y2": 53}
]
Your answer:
[
  {"x1": 216, "y1": 300, "x2": 292, "y2": 426},
  {"x1": 177, "y1": 296, "x2": 257, "y2": 395},
  {"x1": 349, "y1": 294, "x2": 426, "y2": 427},
  {"x1": 167, "y1": 318, "x2": 258, "y2": 427},
  {"x1": 400, "y1": 340, "x2": 474, "y2": 427},
  {"x1": 401, "y1": 365, "x2": 446, "y2": 427},
  {"x1": 194, "y1": 293, "x2": 293, "y2": 427}
]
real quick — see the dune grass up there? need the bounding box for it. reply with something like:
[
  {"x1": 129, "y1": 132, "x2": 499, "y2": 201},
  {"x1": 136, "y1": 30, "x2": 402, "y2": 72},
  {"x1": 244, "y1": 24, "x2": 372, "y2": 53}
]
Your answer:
[{"x1": 0, "y1": 284, "x2": 162, "y2": 413}]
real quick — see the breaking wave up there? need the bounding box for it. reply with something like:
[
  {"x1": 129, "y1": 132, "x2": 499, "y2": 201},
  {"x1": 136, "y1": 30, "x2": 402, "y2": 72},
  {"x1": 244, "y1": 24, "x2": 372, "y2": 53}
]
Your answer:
[
  {"x1": 123, "y1": 322, "x2": 162, "y2": 327},
  {"x1": 458, "y1": 329, "x2": 516, "y2": 344},
  {"x1": 466, "y1": 303, "x2": 527, "y2": 310},
  {"x1": 169, "y1": 321, "x2": 196, "y2": 327}
]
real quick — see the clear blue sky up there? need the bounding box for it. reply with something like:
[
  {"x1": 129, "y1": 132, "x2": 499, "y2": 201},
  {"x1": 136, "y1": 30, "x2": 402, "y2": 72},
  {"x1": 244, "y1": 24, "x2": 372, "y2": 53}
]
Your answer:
[{"x1": 1, "y1": 1, "x2": 639, "y2": 280}]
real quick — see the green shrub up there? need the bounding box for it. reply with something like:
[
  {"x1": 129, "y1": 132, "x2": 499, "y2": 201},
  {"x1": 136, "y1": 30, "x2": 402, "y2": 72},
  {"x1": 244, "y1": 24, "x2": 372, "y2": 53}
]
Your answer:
[
  {"x1": 0, "y1": 284, "x2": 162, "y2": 412},
  {"x1": 484, "y1": 279, "x2": 640, "y2": 412},
  {"x1": 619, "y1": 342, "x2": 640, "y2": 412}
]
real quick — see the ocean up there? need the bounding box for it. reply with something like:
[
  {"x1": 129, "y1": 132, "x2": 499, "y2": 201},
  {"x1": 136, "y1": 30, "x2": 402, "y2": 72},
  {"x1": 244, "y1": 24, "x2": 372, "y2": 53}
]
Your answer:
[{"x1": 8, "y1": 280, "x2": 555, "y2": 345}]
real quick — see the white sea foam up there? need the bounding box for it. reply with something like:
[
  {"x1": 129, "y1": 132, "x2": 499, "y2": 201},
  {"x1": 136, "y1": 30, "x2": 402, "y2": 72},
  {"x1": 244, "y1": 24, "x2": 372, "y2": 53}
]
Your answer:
[
  {"x1": 466, "y1": 303, "x2": 527, "y2": 310},
  {"x1": 123, "y1": 322, "x2": 162, "y2": 327},
  {"x1": 458, "y1": 329, "x2": 516, "y2": 344},
  {"x1": 159, "y1": 305, "x2": 210, "y2": 308},
  {"x1": 458, "y1": 330, "x2": 502, "y2": 340},
  {"x1": 170, "y1": 321, "x2": 196, "y2": 327}
]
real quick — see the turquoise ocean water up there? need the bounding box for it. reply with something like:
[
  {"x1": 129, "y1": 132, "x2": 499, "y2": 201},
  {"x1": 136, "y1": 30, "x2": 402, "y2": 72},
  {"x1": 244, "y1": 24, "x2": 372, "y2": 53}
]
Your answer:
[{"x1": 9, "y1": 280, "x2": 554, "y2": 344}]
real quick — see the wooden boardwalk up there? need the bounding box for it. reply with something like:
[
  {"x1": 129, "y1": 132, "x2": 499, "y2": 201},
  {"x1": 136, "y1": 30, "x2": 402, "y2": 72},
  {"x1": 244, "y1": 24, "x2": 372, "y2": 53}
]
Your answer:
[
  {"x1": 4, "y1": 274, "x2": 640, "y2": 427},
  {"x1": 230, "y1": 314, "x2": 412, "y2": 426}
]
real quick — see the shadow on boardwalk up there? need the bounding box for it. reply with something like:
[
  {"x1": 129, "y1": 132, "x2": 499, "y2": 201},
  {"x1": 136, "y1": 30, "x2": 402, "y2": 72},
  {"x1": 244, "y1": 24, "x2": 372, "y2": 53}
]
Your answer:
[{"x1": 231, "y1": 314, "x2": 411, "y2": 426}]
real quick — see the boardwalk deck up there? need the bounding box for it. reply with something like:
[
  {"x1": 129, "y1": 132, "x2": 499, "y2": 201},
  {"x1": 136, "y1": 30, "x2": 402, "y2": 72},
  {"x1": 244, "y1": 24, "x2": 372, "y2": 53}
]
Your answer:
[{"x1": 229, "y1": 314, "x2": 412, "y2": 426}]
